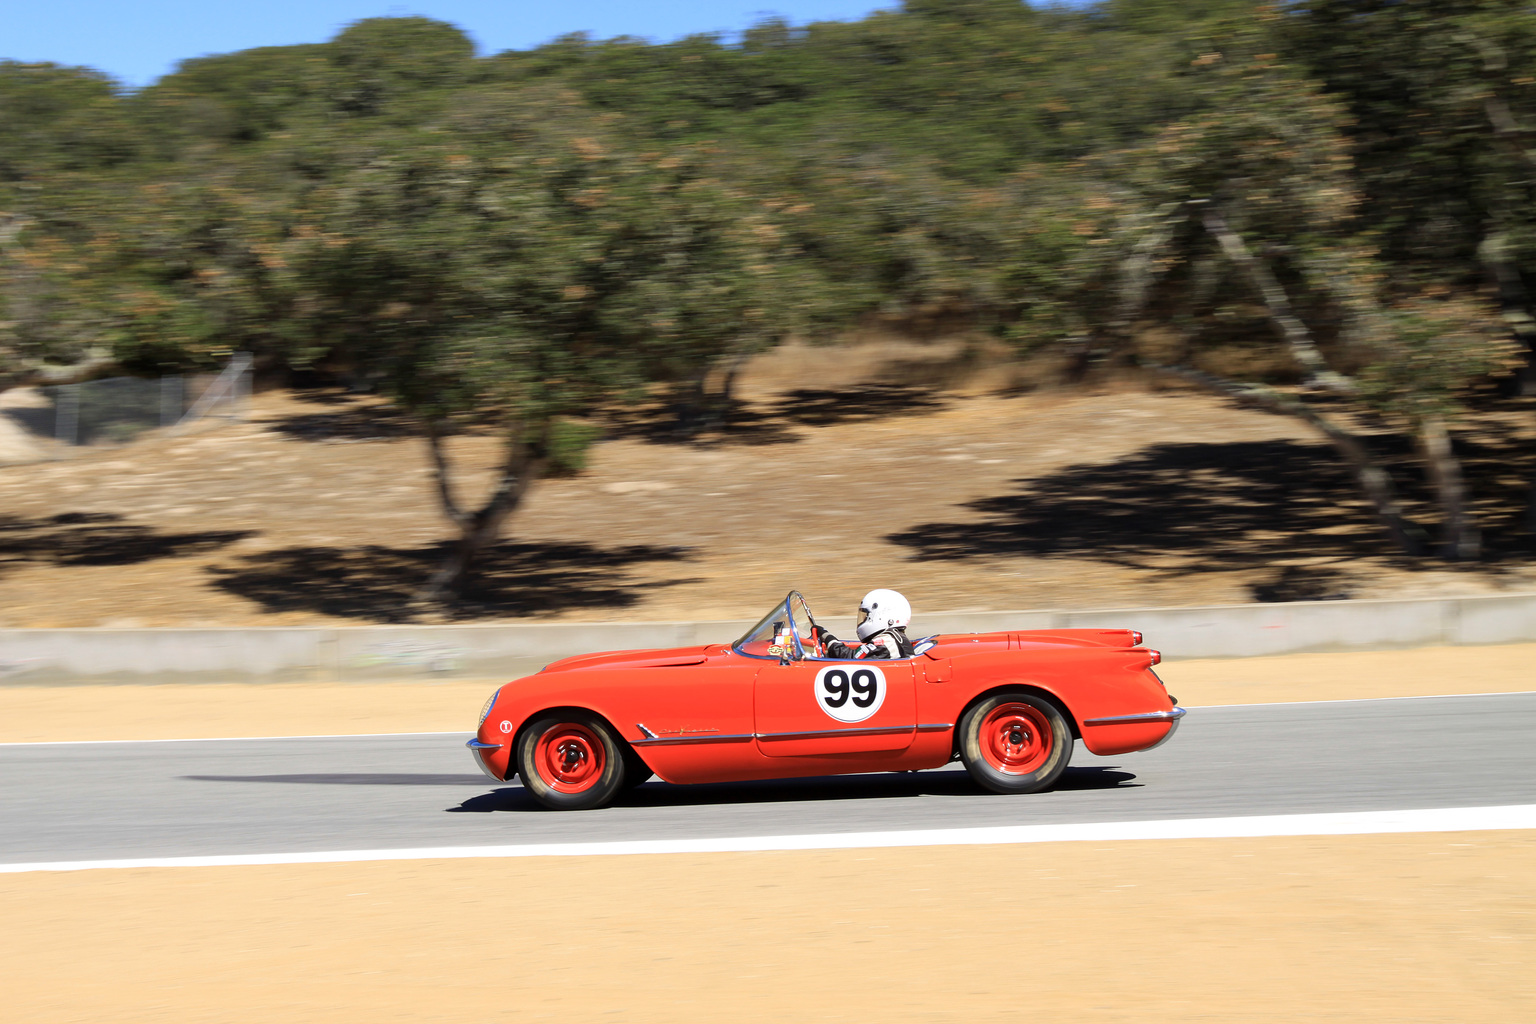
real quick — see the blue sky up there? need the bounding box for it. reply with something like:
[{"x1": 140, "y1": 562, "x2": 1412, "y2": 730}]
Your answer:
[{"x1": 5, "y1": 1, "x2": 917, "y2": 88}]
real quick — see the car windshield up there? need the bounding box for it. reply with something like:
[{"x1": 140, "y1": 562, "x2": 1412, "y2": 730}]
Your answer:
[{"x1": 734, "y1": 592, "x2": 819, "y2": 660}]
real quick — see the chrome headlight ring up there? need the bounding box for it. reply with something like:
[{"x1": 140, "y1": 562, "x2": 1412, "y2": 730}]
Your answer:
[{"x1": 478, "y1": 687, "x2": 502, "y2": 727}]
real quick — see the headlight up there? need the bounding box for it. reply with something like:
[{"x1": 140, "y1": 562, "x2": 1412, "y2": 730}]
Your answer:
[{"x1": 478, "y1": 688, "x2": 502, "y2": 726}]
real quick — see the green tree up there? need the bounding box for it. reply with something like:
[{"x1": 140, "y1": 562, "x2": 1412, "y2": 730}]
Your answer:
[
  {"x1": 271, "y1": 97, "x2": 802, "y2": 599},
  {"x1": 329, "y1": 17, "x2": 475, "y2": 118},
  {"x1": 1057, "y1": 16, "x2": 1519, "y2": 557},
  {"x1": 1282, "y1": 1, "x2": 1536, "y2": 365},
  {"x1": 0, "y1": 62, "x2": 139, "y2": 181}
]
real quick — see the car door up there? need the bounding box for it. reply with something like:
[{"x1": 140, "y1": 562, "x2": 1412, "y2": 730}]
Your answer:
[
  {"x1": 753, "y1": 655, "x2": 918, "y2": 757},
  {"x1": 618, "y1": 652, "x2": 763, "y2": 785}
]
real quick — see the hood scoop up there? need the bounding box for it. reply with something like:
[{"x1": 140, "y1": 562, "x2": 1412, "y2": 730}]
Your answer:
[
  {"x1": 545, "y1": 647, "x2": 711, "y2": 672},
  {"x1": 633, "y1": 654, "x2": 708, "y2": 668}
]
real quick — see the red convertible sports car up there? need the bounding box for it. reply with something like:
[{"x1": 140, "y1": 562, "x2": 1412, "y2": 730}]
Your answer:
[{"x1": 468, "y1": 592, "x2": 1184, "y2": 810}]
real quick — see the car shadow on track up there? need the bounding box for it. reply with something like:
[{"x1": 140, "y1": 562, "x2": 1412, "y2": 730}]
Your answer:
[
  {"x1": 446, "y1": 765, "x2": 1139, "y2": 813},
  {"x1": 186, "y1": 773, "x2": 491, "y2": 786}
]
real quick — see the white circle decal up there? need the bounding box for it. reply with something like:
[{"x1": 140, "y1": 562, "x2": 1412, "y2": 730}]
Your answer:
[
  {"x1": 815, "y1": 664, "x2": 886, "y2": 723},
  {"x1": 499, "y1": 720, "x2": 513, "y2": 734}
]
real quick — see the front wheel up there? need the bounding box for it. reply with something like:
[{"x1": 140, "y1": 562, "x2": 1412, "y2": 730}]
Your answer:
[
  {"x1": 516, "y1": 711, "x2": 626, "y2": 810},
  {"x1": 958, "y1": 692, "x2": 1072, "y2": 795}
]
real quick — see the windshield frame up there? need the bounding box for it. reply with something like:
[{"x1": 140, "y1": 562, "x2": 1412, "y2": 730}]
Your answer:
[{"x1": 732, "y1": 591, "x2": 819, "y2": 661}]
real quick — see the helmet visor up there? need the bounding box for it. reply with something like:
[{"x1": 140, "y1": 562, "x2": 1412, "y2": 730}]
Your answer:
[{"x1": 856, "y1": 607, "x2": 869, "y2": 627}]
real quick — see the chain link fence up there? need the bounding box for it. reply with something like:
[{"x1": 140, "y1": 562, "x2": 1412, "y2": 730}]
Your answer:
[{"x1": 0, "y1": 354, "x2": 252, "y2": 466}]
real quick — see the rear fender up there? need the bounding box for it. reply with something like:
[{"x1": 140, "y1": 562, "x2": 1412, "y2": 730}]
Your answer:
[{"x1": 956, "y1": 683, "x2": 1080, "y2": 745}]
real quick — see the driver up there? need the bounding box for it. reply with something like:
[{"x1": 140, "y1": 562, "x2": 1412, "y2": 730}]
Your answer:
[{"x1": 817, "y1": 589, "x2": 915, "y2": 660}]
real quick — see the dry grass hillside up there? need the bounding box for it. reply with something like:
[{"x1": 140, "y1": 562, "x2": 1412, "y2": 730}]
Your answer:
[{"x1": 2, "y1": 341, "x2": 1534, "y2": 628}]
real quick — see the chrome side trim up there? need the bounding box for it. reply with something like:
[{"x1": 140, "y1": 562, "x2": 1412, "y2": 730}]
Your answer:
[
  {"x1": 632, "y1": 732, "x2": 755, "y2": 747},
  {"x1": 758, "y1": 725, "x2": 912, "y2": 742},
  {"x1": 465, "y1": 738, "x2": 502, "y2": 750},
  {"x1": 756, "y1": 722, "x2": 953, "y2": 743},
  {"x1": 1082, "y1": 707, "x2": 1188, "y2": 727},
  {"x1": 631, "y1": 723, "x2": 955, "y2": 747},
  {"x1": 636, "y1": 722, "x2": 658, "y2": 739}
]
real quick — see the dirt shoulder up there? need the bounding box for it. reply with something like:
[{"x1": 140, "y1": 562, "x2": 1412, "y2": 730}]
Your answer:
[
  {"x1": 1157, "y1": 642, "x2": 1536, "y2": 707},
  {"x1": 1, "y1": 643, "x2": 1530, "y2": 744},
  {"x1": 4, "y1": 832, "x2": 1532, "y2": 1023},
  {"x1": 4, "y1": 341, "x2": 1534, "y2": 630}
]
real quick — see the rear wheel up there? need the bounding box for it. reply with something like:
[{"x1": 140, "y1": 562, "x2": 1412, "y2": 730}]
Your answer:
[
  {"x1": 516, "y1": 712, "x2": 626, "y2": 810},
  {"x1": 958, "y1": 692, "x2": 1072, "y2": 794}
]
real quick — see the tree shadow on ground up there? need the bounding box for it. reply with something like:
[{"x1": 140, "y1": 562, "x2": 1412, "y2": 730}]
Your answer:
[
  {"x1": 888, "y1": 435, "x2": 1536, "y2": 602},
  {"x1": 261, "y1": 382, "x2": 948, "y2": 448},
  {"x1": 257, "y1": 392, "x2": 418, "y2": 443},
  {"x1": 610, "y1": 383, "x2": 948, "y2": 447},
  {"x1": 772, "y1": 383, "x2": 948, "y2": 427},
  {"x1": 0, "y1": 512, "x2": 253, "y2": 577},
  {"x1": 206, "y1": 540, "x2": 697, "y2": 621},
  {"x1": 448, "y1": 765, "x2": 1138, "y2": 812}
]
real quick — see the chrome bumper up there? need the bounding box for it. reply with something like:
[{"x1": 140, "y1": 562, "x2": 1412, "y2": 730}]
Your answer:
[
  {"x1": 1082, "y1": 707, "x2": 1187, "y2": 727},
  {"x1": 1082, "y1": 706, "x2": 1186, "y2": 752},
  {"x1": 466, "y1": 738, "x2": 505, "y2": 781}
]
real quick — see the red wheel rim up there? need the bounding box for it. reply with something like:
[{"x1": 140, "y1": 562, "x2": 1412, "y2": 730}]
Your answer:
[
  {"x1": 978, "y1": 702, "x2": 1053, "y2": 775},
  {"x1": 533, "y1": 723, "x2": 606, "y2": 793}
]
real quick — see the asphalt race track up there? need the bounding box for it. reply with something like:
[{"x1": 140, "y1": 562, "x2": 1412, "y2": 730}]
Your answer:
[{"x1": 4, "y1": 693, "x2": 1535, "y2": 864}]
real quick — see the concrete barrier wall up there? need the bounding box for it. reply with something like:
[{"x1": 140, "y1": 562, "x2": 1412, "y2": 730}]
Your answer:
[{"x1": 2, "y1": 593, "x2": 1534, "y2": 685}]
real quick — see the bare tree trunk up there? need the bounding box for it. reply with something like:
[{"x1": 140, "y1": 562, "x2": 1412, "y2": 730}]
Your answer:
[
  {"x1": 419, "y1": 419, "x2": 547, "y2": 604},
  {"x1": 1478, "y1": 234, "x2": 1536, "y2": 532},
  {"x1": 715, "y1": 349, "x2": 753, "y2": 421},
  {"x1": 1200, "y1": 205, "x2": 1354, "y2": 394},
  {"x1": 674, "y1": 343, "x2": 763, "y2": 435},
  {"x1": 671, "y1": 367, "x2": 712, "y2": 437},
  {"x1": 1072, "y1": 200, "x2": 1194, "y2": 382},
  {"x1": 1468, "y1": 55, "x2": 1536, "y2": 532},
  {"x1": 1527, "y1": 473, "x2": 1536, "y2": 537},
  {"x1": 1478, "y1": 233, "x2": 1536, "y2": 392},
  {"x1": 1415, "y1": 415, "x2": 1479, "y2": 560},
  {"x1": 1147, "y1": 363, "x2": 1424, "y2": 556}
]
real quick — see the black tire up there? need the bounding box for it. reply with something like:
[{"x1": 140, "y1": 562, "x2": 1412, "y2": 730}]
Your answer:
[
  {"x1": 958, "y1": 691, "x2": 1072, "y2": 795},
  {"x1": 516, "y1": 711, "x2": 626, "y2": 810}
]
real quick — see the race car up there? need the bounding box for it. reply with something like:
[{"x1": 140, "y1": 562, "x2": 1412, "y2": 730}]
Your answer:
[{"x1": 468, "y1": 591, "x2": 1184, "y2": 810}]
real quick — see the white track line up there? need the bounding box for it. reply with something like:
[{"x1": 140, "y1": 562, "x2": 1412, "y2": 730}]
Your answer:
[
  {"x1": 1185, "y1": 689, "x2": 1536, "y2": 710},
  {"x1": 4, "y1": 805, "x2": 1533, "y2": 874},
  {"x1": 0, "y1": 731, "x2": 468, "y2": 747},
  {"x1": 5, "y1": 690, "x2": 1533, "y2": 748}
]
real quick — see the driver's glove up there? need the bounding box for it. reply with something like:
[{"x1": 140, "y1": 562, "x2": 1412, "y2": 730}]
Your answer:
[{"x1": 819, "y1": 627, "x2": 858, "y2": 659}]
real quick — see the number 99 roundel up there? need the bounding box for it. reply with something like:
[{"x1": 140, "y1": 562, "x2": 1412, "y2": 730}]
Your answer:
[{"x1": 815, "y1": 664, "x2": 886, "y2": 723}]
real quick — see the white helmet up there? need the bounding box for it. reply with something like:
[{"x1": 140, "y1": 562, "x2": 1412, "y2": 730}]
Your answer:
[{"x1": 856, "y1": 588, "x2": 912, "y2": 641}]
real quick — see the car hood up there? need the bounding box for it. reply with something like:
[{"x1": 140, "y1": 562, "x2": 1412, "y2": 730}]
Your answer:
[{"x1": 540, "y1": 645, "x2": 713, "y2": 673}]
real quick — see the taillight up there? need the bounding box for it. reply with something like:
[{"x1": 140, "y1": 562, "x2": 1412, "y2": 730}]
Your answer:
[
  {"x1": 1131, "y1": 631, "x2": 1144, "y2": 646},
  {"x1": 1148, "y1": 650, "x2": 1161, "y2": 666}
]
